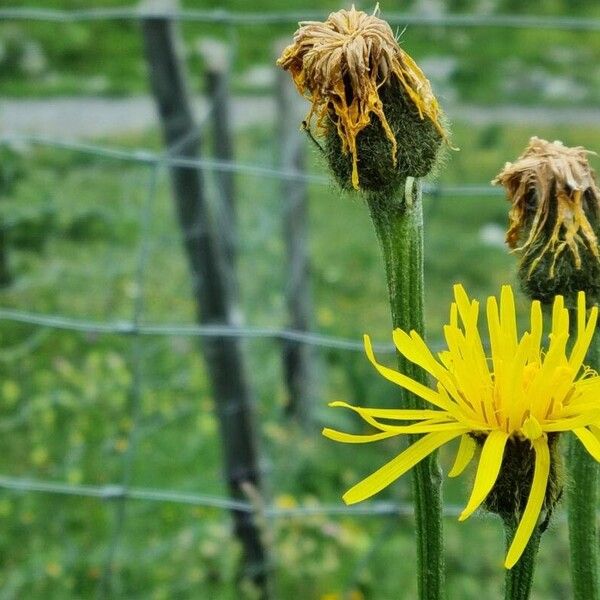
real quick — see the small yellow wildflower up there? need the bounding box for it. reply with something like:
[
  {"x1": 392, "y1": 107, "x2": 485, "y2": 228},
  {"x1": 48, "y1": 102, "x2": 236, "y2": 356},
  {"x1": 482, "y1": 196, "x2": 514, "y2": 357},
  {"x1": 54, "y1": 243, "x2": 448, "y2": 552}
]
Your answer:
[
  {"x1": 277, "y1": 5, "x2": 447, "y2": 189},
  {"x1": 324, "y1": 284, "x2": 600, "y2": 568}
]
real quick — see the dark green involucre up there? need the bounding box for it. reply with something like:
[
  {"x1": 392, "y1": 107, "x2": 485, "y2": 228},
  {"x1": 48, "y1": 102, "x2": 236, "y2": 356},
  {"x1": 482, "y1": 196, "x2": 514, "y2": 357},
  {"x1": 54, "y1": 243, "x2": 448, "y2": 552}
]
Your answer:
[
  {"x1": 481, "y1": 433, "x2": 563, "y2": 524},
  {"x1": 517, "y1": 190, "x2": 600, "y2": 307},
  {"x1": 323, "y1": 78, "x2": 444, "y2": 195}
]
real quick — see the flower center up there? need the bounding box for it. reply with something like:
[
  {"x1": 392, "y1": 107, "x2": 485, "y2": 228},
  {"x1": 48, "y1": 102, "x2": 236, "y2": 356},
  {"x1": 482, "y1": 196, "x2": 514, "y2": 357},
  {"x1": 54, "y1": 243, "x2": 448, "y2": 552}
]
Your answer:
[
  {"x1": 521, "y1": 363, "x2": 539, "y2": 391},
  {"x1": 520, "y1": 415, "x2": 543, "y2": 441}
]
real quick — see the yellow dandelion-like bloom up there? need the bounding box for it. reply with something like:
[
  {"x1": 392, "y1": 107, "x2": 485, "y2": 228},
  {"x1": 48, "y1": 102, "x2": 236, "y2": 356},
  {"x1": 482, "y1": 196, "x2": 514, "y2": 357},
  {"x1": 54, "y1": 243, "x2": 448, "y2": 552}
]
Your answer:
[
  {"x1": 277, "y1": 5, "x2": 447, "y2": 189},
  {"x1": 324, "y1": 284, "x2": 600, "y2": 568},
  {"x1": 492, "y1": 136, "x2": 600, "y2": 278}
]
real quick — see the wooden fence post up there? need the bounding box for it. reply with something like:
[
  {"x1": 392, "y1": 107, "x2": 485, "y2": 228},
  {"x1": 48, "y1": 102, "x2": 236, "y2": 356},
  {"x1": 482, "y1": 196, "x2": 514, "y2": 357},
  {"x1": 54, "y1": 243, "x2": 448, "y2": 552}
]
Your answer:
[
  {"x1": 199, "y1": 39, "x2": 236, "y2": 268},
  {"x1": 141, "y1": 13, "x2": 269, "y2": 596},
  {"x1": 275, "y1": 42, "x2": 314, "y2": 426}
]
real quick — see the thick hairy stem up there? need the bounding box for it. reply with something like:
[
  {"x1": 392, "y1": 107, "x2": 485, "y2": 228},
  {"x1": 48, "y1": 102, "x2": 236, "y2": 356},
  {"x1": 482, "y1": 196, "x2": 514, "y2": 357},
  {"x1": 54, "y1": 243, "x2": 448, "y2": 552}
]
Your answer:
[
  {"x1": 367, "y1": 179, "x2": 444, "y2": 600},
  {"x1": 503, "y1": 518, "x2": 542, "y2": 600},
  {"x1": 568, "y1": 328, "x2": 599, "y2": 600}
]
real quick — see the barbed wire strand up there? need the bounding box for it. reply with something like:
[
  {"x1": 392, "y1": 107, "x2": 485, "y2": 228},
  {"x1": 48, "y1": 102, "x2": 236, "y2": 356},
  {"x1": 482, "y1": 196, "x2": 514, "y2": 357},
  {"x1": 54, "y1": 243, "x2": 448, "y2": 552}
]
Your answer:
[{"x1": 1, "y1": 7, "x2": 600, "y2": 31}]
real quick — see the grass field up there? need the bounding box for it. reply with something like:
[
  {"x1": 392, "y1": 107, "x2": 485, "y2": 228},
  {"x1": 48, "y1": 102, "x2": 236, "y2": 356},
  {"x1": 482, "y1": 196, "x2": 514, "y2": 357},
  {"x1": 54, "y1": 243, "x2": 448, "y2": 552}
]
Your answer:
[
  {"x1": 2, "y1": 0, "x2": 600, "y2": 107},
  {"x1": 0, "y1": 113, "x2": 598, "y2": 598}
]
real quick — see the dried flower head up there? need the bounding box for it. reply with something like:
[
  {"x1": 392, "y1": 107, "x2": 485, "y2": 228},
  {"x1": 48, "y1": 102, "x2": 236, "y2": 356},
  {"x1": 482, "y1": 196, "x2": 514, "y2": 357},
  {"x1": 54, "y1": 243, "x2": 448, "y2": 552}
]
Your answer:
[
  {"x1": 325, "y1": 284, "x2": 600, "y2": 568},
  {"x1": 277, "y1": 5, "x2": 448, "y2": 190},
  {"x1": 493, "y1": 137, "x2": 600, "y2": 282}
]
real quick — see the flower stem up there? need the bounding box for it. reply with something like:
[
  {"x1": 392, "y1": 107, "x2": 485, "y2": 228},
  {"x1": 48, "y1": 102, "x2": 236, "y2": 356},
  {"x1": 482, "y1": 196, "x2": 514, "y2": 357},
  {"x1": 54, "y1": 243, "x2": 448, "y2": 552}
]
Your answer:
[
  {"x1": 567, "y1": 327, "x2": 599, "y2": 600},
  {"x1": 367, "y1": 179, "x2": 444, "y2": 600},
  {"x1": 503, "y1": 518, "x2": 542, "y2": 600}
]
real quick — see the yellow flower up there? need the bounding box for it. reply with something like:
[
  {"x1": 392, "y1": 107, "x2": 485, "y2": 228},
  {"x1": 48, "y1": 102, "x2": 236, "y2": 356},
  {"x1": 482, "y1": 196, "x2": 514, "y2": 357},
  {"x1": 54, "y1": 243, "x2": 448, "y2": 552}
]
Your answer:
[{"x1": 324, "y1": 284, "x2": 600, "y2": 568}]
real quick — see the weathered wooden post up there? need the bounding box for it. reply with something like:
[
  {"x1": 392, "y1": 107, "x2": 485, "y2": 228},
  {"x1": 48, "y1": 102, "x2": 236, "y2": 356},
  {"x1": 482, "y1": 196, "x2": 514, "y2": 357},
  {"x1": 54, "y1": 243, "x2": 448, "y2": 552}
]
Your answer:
[
  {"x1": 141, "y1": 8, "x2": 269, "y2": 596},
  {"x1": 199, "y1": 39, "x2": 236, "y2": 267},
  {"x1": 274, "y1": 41, "x2": 314, "y2": 426}
]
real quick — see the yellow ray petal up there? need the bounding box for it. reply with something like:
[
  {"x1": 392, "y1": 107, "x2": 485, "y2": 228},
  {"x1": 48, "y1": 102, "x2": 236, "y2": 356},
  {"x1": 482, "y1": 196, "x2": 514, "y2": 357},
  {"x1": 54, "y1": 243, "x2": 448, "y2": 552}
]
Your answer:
[
  {"x1": 505, "y1": 437, "x2": 550, "y2": 569},
  {"x1": 505, "y1": 333, "x2": 532, "y2": 430},
  {"x1": 392, "y1": 329, "x2": 455, "y2": 394},
  {"x1": 577, "y1": 291, "x2": 586, "y2": 339},
  {"x1": 551, "y1": 294, "x2": 567, "y2": 336},
  {"x1": 569, "y1": 304, "x2": 598, "y2": 374},
  {"x1": 500, "y1": 285, "x2": 518, "y2": 356},
  {"x1": 528, "y1": 332, "x2": 569, "y2": 418},
  {"x1": 459, "y1": 430, "x2": 509, "y2": 521},
  {"x1": 544, "y1": 411, "x2": 600, "y2": 431},
  {"x1": 528, "y1": 300, "x2": 543, "y2": 362},
  {"x1": 437, "y1": 384, "x2": 485, "y2": 429},
  {"x1": 487, "y1": 295, "x2": 503, "y2": 373},
  {"x1": 453, "y1": 283, "x2": 478, "y2": 329},
  {"x1": 450, "y1": 290, "x2": 492, "y2": 386},
  {"x1": 323, "y1": 428, "x2": 400, "y2": 443},
  {"x1": 450, "y1": 302, "x2": 458, "y2": 327},
  {"x1": 328, "y1": 401, "x2": 447, "y2": 421},
  {"x1": 573, "y1": 427, "x2": 600, "y2": 462},
  {"x1": 590, "y1": 425, "x2": 600, "y2": 442},
  {"x1": 364, "y1": 335, "x2": 454, "y2": 411},
  {"x1": 324, "y1": 418, "x2": 461, "y2": 439},
  {"x1": 342, "y1": 429, "x2": 465, "y2": 505},
  {"x1": 448, "y1": 434, "x2": 477, "y2": 477},
  {"x1": 393, "y1": 329, "x2": 477, "y2": 416},
  {"x1": 442, "y1": 325, "x2": 487, "y2": 416},
  {"x1": 562, "y1": 402, "x2": 600, "y2": 417}
]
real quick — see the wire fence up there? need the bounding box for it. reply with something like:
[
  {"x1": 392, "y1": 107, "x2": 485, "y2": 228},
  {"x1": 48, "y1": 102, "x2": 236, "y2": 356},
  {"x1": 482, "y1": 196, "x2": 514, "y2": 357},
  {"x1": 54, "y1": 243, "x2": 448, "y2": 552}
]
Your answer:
[
  {"x1": 2, "y1": 6, "x2": 600, "y2": 30},
  {"x1": 0, "y1": 133, "x2": 504, "y2": 197},
  {"x1": 0, "y1": 474, "x2": 468, "y2": 518},
  {"x1": 0, "y1": 6, "x2": 597, "y2": 597}
]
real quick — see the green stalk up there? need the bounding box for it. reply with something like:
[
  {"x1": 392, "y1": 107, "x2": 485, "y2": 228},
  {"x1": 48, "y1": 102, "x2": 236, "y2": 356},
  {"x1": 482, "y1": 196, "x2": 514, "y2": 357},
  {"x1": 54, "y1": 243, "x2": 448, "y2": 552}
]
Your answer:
[
  {"x1": 503, "y1": 518, "x2": 542, "y2": 600},
  {"x1": 367, "y1": 179, "x2": 444, "y2": 600},
  {"x1": 568, "y1": 327, "x2": 599, "y2": 600}
]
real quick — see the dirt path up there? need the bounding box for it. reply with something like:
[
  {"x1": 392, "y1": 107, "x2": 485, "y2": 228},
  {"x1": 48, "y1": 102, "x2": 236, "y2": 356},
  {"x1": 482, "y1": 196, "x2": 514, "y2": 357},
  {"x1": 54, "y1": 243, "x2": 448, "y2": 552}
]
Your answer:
[
  {"x1": 0, "y1": 96, "x2": 272, "y2": 139},
  {"x1": 2, "y1": 96, "x2": 600, "y2": 139}
]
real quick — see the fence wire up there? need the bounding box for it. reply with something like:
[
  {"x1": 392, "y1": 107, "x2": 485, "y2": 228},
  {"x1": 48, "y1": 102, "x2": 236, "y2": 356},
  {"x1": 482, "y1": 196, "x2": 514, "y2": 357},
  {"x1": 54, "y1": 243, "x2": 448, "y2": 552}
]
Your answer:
[
  {"x1": 2, "y1": 7, "x2": 600, "y2": 31},
  {"x1": 0, "y1": 474, "x2": 469, "y2": 518},
  {"x1": 0, "y1": 133, "x2": 504, "y2": 197},
  {"x1": 0, "y1": 129, "x2": 500, "y2": 361}
]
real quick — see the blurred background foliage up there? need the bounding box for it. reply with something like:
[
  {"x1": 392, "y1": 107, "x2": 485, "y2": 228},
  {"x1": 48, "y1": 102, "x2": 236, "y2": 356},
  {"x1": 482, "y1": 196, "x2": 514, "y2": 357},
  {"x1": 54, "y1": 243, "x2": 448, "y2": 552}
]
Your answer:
[
  {"x1": 0, "y1": 1, "x2": 599, "y2": 599},
  {"x1": 1, "y1": 0, "x2": 600, "y2": 104}
]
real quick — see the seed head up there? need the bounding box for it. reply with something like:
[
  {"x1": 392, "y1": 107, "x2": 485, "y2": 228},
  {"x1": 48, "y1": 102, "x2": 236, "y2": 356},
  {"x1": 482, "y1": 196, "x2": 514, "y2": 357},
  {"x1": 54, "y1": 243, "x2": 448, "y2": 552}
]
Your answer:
[
  {"x1": 493, "y1": 137, "x2": 600, "y2": 304},
  {"x1": 277, "y1": 5, "x2": 448, "y2": 190}
]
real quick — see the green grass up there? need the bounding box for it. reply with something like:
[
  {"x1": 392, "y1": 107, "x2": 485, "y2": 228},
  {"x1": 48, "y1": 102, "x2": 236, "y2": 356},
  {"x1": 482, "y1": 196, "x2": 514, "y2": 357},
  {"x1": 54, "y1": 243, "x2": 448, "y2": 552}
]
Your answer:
[
  {"x1": 2, "y1": 0, "x2": 600, "y2": 105},
  {"x1": 0, "y1": 118, "x2": 599, "y2": 598}
]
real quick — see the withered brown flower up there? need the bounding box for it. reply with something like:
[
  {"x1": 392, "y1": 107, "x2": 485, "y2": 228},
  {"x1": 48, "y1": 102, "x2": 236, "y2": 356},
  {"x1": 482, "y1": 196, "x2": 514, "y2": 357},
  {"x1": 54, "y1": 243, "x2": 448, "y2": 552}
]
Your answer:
[
  {"x1": 493, "y1": 136, "x2": 600, "y2": 279},
  {"x1": 277, "y1": 5, "x2": 447, "y2": 189}
]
